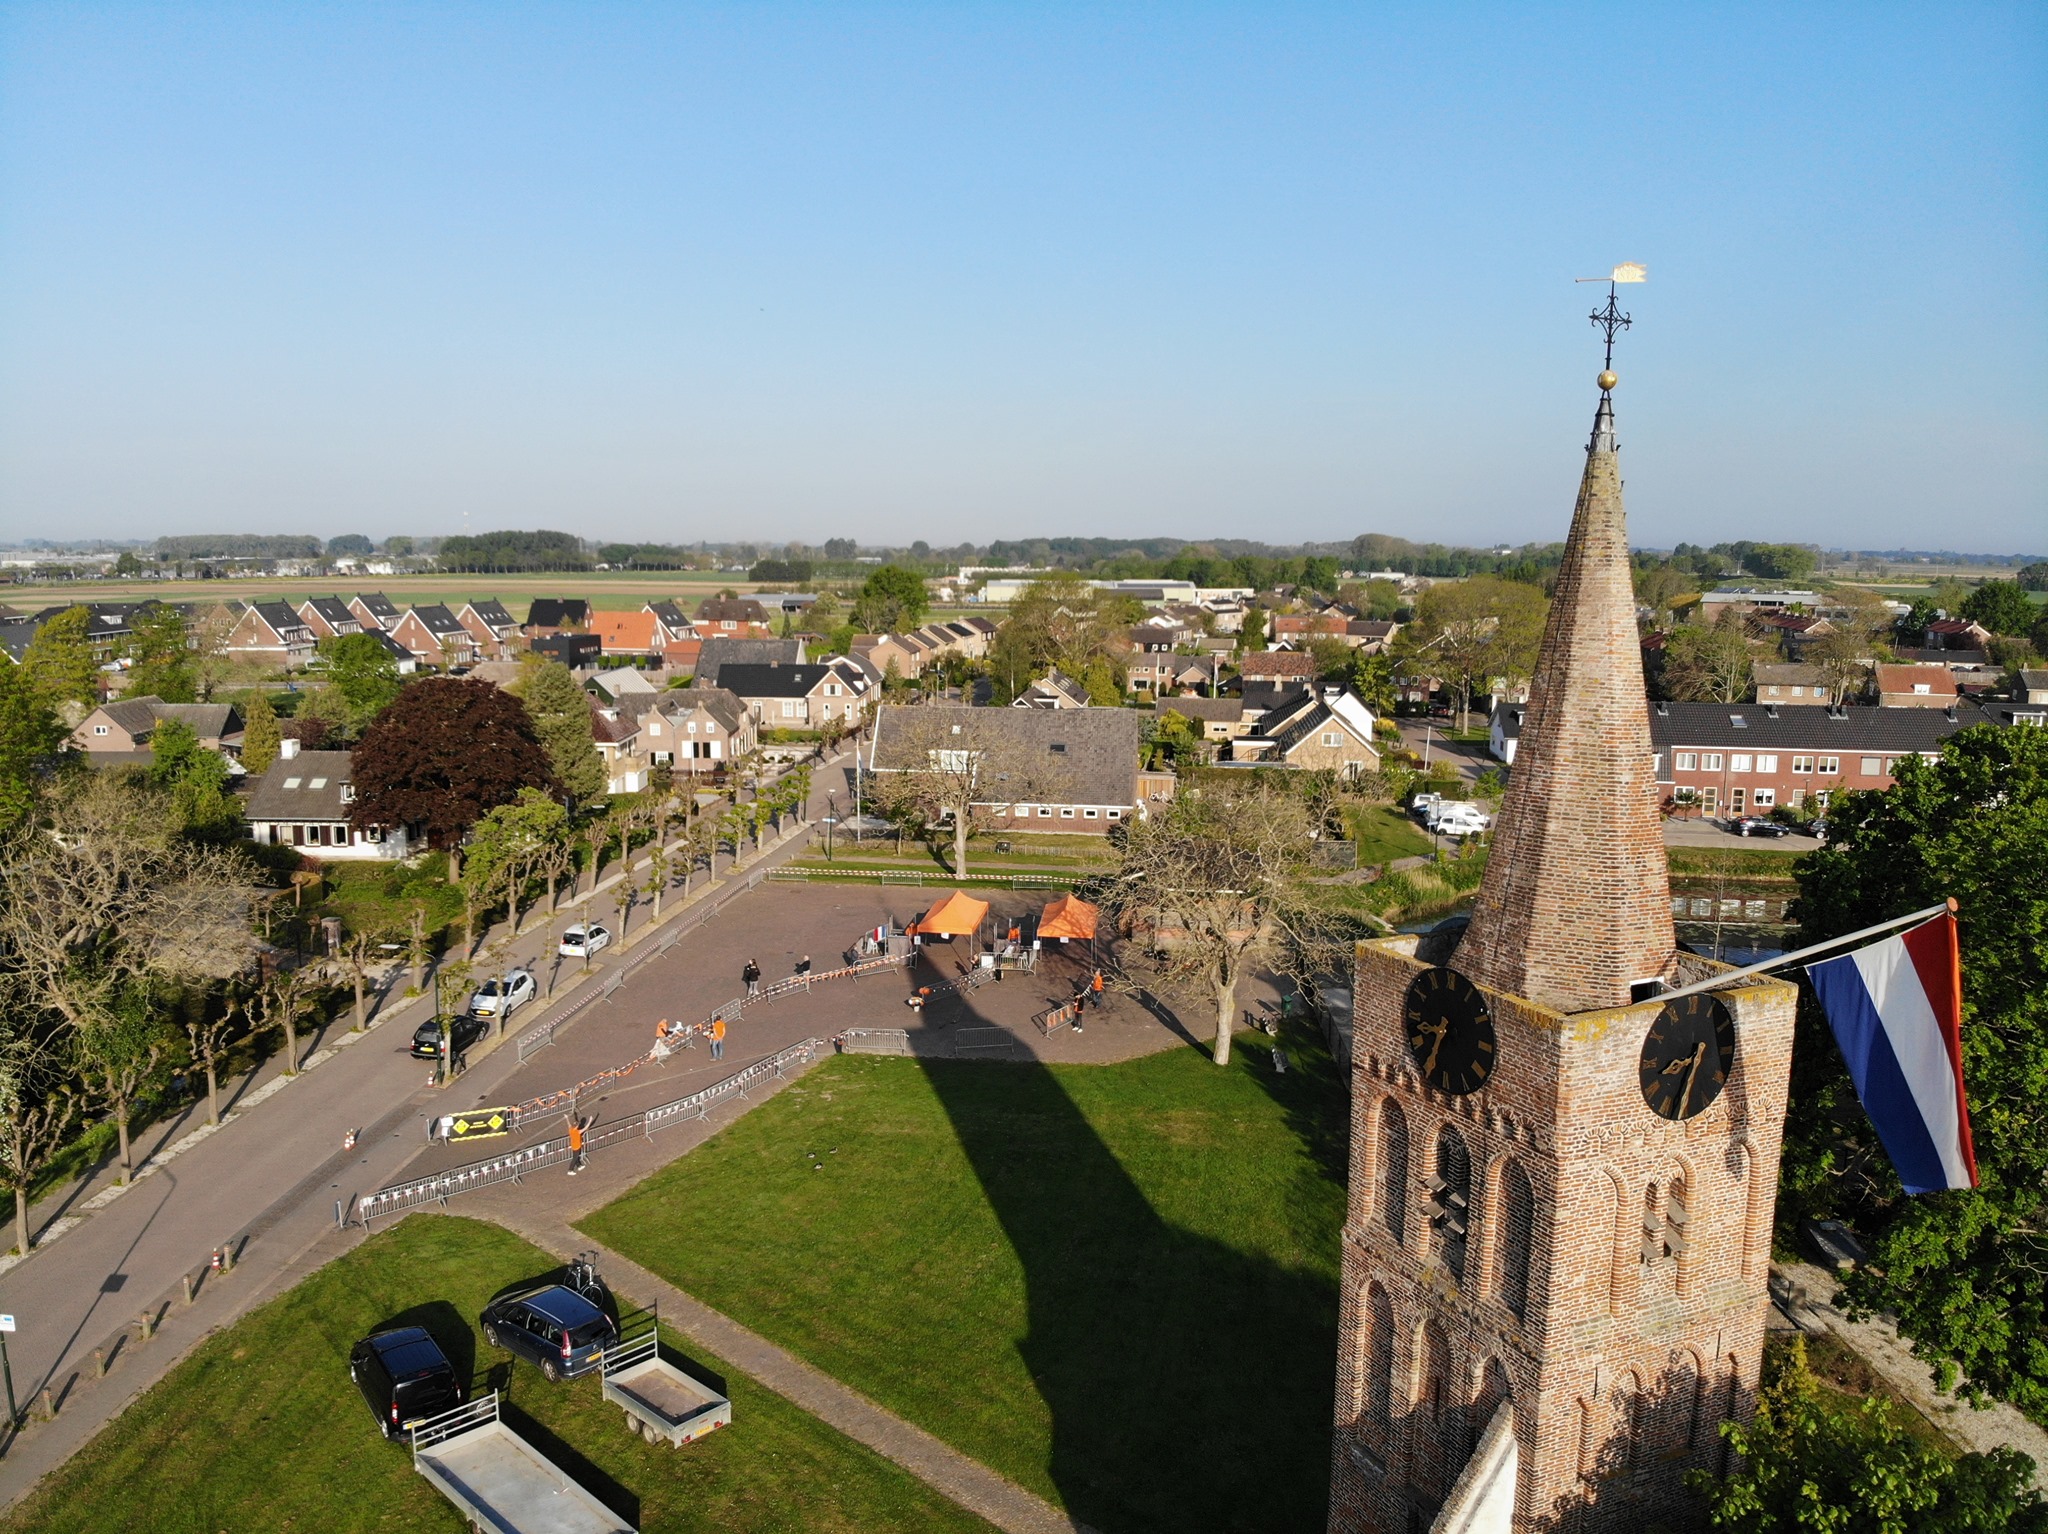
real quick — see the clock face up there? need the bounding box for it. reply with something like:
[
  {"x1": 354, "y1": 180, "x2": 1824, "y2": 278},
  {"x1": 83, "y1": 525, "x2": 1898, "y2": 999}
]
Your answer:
[
  {"x1": 1403, "y1": 968, "x2": 1495, "y2": 1096},
  {"x1": 1639, "y1": 993, "x2": 1738, "y2": 1120}
]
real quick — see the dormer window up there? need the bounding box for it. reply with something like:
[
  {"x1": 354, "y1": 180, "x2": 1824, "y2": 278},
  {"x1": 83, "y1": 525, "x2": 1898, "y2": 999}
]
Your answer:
[{"x1": 341, "y1": 783, "x2": 355, "y2": 802}]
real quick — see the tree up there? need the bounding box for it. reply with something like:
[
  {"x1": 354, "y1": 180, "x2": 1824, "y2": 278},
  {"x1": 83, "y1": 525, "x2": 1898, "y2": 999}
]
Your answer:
[
  {"x1": 1742, "y1": 543, "x2": 1818, "y2": 583},
  {"x1": 866, "y1": 714, "x2": 1060, "y2": 879},
  {"x1": 184, "y1": 986, "x2": 247, "y2": 1127},
  {"x1": 22, "y1": 606, "x2": 98, "y2": 715},
  {"x1": 1689, "y1": 1337, "x2": 2047, "y2": 1533},
  {"x1": 855, "y1": 565, "x2": 931, "y2": 631},
  {"x1": 1784, "y1": 726, "x2": 2048, "y2": 1413},
  {"x1": 1895, "y1": 598, "x2": 1941, "y2": 648},
  {"x1": 77, "y1": 1008, "x2": 171, "y2": 1180},
  {"x1": 1806, "y1": 627, "x2": 1875, "y2": 705},
  {"x1": 0, "y1": 664, "x2": 65, "y2": 836},
  {"x1": 150, "y1": 719, "x2": 242, "y2": 843},
  {"x1": 348, "y1": 678, "x2": 557, "y2": 856},
  {"x1": 122, "y1": 605, "x2": 195, "y2": 702},
  {"x1": 1099, "y1": 779, "x2": 1349, "y2": 1065},
  {"x1": 1662, "y1": 613, "x2": 1756, "y2": 703},
  {"x1": 317, "y1": 632, "x2": 403, "y2": 732},
  {"x1": 254, "y1": 965, "x2": 321, "y2": 1077},
  {"x1": 1349, "y1": 652, "x2": 1398, "y2": 719},
  {"x1": 1399, "y1": 576, "x2": 1549, "y2": 728},
  {"x1": 465, "y1": 788, "x2": 568, "y2": 936},
  {"x1": 2017, "y1": 562, "x2": 2048, "y2": 593},
  {"x1": 1961, "y1": 580, "x2": 2036, "y2": 637},
  {"x1": 242, "y1": 691, "x2": 282, "y2": 773},
  {"x1": 0, "y1": 1004, "x2": 77, "y2": 1257},
  {"x1": 515, "y1": 660, "x2": 606, "y2": 809},
  {"x1": 325, "y1": 533, "x2": 374, "y2": 556}
]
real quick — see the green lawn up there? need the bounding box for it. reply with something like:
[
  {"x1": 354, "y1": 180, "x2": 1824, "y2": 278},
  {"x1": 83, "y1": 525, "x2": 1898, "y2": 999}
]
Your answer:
[
  {"x1": 582, "y1": 1030, "x2": 1350, "y2": 1534},
  {"x1": 1343, "y1": 802, "x2": 1433, "y2": 863},
  {"x1": 4, "y1": 1216, "x2": 995, "y2": 1534}
]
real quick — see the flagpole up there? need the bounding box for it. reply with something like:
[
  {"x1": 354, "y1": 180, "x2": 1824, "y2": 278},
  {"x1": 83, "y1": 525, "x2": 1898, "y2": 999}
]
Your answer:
[{"x1": 1648, "y1": 898, "x2": 1957, "y2": 1007}]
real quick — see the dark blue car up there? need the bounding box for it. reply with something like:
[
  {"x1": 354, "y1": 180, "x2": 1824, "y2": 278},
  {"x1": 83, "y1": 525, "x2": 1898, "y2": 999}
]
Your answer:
[{"x1": 479, "y1": 1284, "x2": 618, "y2": 1381}]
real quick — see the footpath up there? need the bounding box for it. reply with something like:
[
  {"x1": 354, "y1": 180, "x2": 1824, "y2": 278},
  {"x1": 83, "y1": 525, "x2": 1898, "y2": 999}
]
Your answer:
[{"x1": 0, "y1": 754, "x2": 849, "y2": 1507}]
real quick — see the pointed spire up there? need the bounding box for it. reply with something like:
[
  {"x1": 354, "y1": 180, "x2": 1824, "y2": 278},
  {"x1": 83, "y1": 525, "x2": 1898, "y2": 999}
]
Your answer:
[{"x1": 1453, "y1": 382, "x2": 1675, "y2": 1013}]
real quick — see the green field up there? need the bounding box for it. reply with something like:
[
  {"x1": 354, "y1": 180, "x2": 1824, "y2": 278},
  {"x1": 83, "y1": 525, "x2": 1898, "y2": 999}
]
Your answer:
[
  {"x1": 3, "y1": 1216, "x2": 996, "y2": 1534},
  {"x1": 583, "y1": 1031, "x2": 1349, "y2": 1534},
  {"x1": 1343, "y1": 802, "x2": 1433, "y2": 864}
]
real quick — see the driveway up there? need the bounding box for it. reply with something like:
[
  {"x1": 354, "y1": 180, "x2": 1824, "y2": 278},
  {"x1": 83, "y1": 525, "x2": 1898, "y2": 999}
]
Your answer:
[{"x1": 1662, "y1": 817, "x2": 1822, "y2": 853}]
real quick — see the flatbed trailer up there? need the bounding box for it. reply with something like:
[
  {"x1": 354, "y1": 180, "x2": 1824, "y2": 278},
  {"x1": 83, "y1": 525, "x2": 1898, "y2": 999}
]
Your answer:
[
  {"x1": 411, "y1": 1392, "x2": 634, "y2": 1534},
  {"x1": 600, "y1": 1316, "x2": 732, "y2": 1448}
]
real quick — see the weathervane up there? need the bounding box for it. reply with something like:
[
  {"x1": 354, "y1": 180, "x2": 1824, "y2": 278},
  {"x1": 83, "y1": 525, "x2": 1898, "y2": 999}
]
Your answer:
[{"x1": 1574, "y1": 262, "x2": 1646, "y2": 391}]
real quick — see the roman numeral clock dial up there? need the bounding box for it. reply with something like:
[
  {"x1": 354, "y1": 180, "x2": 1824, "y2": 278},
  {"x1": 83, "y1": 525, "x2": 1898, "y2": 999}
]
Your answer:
[
  {"x1": 1403, "y1": 968, "x2": 1495, "y2": 1095},
  {"x1": 1639, "y1": 992, "x2": 1738, "y2": 1120}
]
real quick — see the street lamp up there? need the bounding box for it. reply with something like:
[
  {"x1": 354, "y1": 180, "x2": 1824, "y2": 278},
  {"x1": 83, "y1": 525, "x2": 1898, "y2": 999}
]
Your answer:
[{"x1": 821, "y1": 815, "x2": 839, "y2": 860}]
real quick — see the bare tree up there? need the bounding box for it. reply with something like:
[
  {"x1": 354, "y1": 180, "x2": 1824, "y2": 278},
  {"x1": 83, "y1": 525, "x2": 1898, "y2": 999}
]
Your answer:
[
  {"x1": 184, "y1": 987, "x2": 246, "y2": 1126},
  {"x1": 78, "y1": 1012, "x2": 170, "y2": 1181},
  {"x1": 254, "y1": 965, "x2": 321, "y2": 1076},
  {"x1": 0, "y1": 1000, "x2": 77, "y2": 1257},
  {"x1": 866, "y1": 714, "x2": 1062, "y2": 878},
  {"x1": 1099, "y1": 781, "x2": 1353, "y2": 1065}
]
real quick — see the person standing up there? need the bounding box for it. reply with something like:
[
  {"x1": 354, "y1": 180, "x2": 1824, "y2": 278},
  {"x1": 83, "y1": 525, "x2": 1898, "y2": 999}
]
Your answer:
[
  {"x1": 711, "y1": 1015, "x2": 726, "y2": 1060},
  {"x1": 1090, "y1": 969, "x2": 1105, "y2": 1009},
  {"x1": 795, "y1": 955, "x2": 812, "y2": 989},
  {"x1": 566, "y1": 1116, "x2": 586, "y2": 1176},
  {"x1": 743, "y1": 960, "x2": 761, "y2": 998}
]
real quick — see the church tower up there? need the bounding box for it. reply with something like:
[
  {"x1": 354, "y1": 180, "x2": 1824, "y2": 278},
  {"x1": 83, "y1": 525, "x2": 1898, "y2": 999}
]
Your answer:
[{"x1": 1328, "y1": 349, "x2": 1799, "y2": 1532}]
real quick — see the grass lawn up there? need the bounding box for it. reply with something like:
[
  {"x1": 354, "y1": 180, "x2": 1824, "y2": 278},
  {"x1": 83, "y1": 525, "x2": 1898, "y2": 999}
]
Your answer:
[
  {"x1": 3, "y1": 1215, "x2": 996, "y2": 1534},
  {"x1": 582, "y1": 1028, "x2": 1350, "y2": 1534},
  {"x1": 1343, "y1": 802, "x2": 1433, "y2": 863}
]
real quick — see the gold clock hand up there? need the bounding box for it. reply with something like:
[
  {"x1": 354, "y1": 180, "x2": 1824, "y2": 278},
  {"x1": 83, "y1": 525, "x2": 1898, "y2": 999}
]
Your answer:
[
  {"x1": 1423, "y1": 1019, "x2": 1450, "y2": 1074},
  {"x1": 1677, "y1": 1041, "x2": 1706, "y2": 1117}
]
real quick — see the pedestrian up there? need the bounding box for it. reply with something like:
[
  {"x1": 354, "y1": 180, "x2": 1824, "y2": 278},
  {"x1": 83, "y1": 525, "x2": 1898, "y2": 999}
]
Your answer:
[
  {"x1": 743, "y1": 959, "x2": 761, "y2": 998},
  {"x1": 795, "y1": 955, "x2": 812, "y2": 988},
  {"x1": 711, "y1": 1015, "x2": 726, "y2": 1060},
  {"x1": 566, "y1": 1117, "x2": 586, "y2": 1176},
  {"x1": 1090, "y1": 969, "x2": 1105, "y2": 1010}
]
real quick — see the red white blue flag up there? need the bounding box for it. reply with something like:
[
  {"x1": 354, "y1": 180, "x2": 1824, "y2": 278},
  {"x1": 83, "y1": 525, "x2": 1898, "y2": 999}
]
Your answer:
[{"x1": 1807, "y1": 911, "x2": 1977, "y2": 1195}]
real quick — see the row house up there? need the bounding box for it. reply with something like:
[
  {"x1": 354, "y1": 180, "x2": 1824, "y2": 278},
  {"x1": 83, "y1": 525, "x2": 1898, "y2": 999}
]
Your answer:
[
  {"x1": 1649, "y1": 701, "x2": 1989, "y2": 816},
  {"x1": 636, "y1": 686, "x2": 757, "y2": 774},
  {"x1": 387, "y1": 603, "x2": 478, "y2": 667},
  {"x1": 348, "y1": 592, "x2": 401, "y2": 633},
  {"x1": 1874, "y1": 663, "x2": 1959, "y2": 709},
  {"x1": 1155, "y1": 694, "x2": 1254, "y2": 743},
  {"x1": 1752, "y1": 662, "x2": 1839, "y2": 707},
  {"x1": 904, "y1": 617, "x2": 999, "y2": 662},
  {"x1": 718, "y1": 659, "x2": 872, "y2": 730},
  {"x1": 242, "y1": 741, "x2": 409, "y2": 860},
  {"x1": 850, "y1": 633, "x2": 929, "y2": 680},
  {"x1": 225, "y1": 600, "x2": 318, "y2": 668},
  {"x1": 590, "y1": 705, "x2": 651, "y2": 795},
  {"x1": 457, "y1": 599, "x2": 520, "y2": 659},
  {"x1": 295, "y1": 597, "x2": 363, "y2": 640}
]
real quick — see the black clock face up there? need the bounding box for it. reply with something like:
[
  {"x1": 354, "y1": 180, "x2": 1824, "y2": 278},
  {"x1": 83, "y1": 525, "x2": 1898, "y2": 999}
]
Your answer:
[
  {"x1": 1639, "y1": 993, "x2": 1738, "y2": 1120},
  {"x1": 1403, "y1": 968, "x2": 1495, "y2": 1096}
]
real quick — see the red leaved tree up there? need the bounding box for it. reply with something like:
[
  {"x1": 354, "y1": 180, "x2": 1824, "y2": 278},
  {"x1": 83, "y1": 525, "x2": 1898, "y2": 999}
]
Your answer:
[{"x1": 348, "y1": 679, "x2": 557, "y2": 870}]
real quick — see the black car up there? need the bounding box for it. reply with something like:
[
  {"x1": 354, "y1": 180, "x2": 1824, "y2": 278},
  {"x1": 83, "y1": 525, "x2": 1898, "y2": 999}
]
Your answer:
[
  {"x1": 411, "y1": 1013, "x2": 489, "y2": 1060},
  {"x1": 1731, "y1": 817, "x2": 1791, "y2": 839},
  {"x1": 349, "y1": 1326, "x2": 465, "y2": 1439},
  {"x1": 480, "y1": 1284, "x2": 619, "y2": 1381}
]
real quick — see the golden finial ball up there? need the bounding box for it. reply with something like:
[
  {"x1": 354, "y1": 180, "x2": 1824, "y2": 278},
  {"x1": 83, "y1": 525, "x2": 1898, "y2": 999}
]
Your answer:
[{"x1": 1597, "y1": 370, "x2": 1618, "y2": 392}]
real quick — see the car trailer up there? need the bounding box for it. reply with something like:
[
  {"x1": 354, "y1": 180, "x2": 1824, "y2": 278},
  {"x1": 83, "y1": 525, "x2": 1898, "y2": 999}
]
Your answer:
[
  {"x1": 411, "y1": 1391, "x2": 634, "y2": 1533},
  {"x1": 601, "y1": 1312, "x2": 732, "y2": 1448}
]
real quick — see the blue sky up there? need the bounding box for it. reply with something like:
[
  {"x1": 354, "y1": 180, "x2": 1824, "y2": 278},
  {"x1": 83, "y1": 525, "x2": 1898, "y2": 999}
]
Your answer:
[{"x1": 1, "y1": 3, "x2": 2041, "y2": 552}]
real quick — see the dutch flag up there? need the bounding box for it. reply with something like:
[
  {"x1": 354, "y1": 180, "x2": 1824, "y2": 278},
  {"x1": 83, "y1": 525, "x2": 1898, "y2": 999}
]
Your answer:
[{"x1": 1807, "y1": 912, "x2": 1978, "y2": 1195}]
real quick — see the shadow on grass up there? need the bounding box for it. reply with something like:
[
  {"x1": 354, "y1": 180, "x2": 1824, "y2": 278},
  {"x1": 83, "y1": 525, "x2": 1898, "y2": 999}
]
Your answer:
[{"x1": 921, "y1": 997, "x2": 1342, "y2": 1534}]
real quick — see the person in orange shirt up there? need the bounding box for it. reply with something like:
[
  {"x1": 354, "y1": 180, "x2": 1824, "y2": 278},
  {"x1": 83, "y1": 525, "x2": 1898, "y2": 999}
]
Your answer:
[
  {"x1": 711, "y1": 1015, "x2": 726, "y2": 1061},
  {"x1": 566, "y1": 1117, "x2": 586, "y2": 1176},
  {"x1": 1090, "y1": 970, "x2": 1105, "y2": 1009}
]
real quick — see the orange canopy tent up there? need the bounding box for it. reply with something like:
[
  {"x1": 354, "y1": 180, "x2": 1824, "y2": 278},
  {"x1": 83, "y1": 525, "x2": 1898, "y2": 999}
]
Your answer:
[
  {"x1": 908, "y1": 889, "x2": 990, "y2": 937},
  {"x1": 1037, "y1": 893, "x2": 1099, "y2": 941}
]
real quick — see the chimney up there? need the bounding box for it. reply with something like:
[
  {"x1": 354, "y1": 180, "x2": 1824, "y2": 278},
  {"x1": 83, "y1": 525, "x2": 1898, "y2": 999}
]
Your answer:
[{"x1": 280, "y1": 737, "x2": 301, "y2": 760}]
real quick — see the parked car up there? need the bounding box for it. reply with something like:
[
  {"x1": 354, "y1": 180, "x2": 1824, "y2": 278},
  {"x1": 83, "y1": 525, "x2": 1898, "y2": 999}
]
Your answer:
[
  {"x1": 1730, "y1": 817, "x2": 1790, "y2": 839},
  {"x1": 1808, "y1": 817, "x2": 1829, "y2": 843},
  {"x1": 480, "y1": 1283, "x2": 620, "y2": 1382},
  {"x1": 1409, "y1": 791, "x2": 1443, "y2": 820},
  {"x1": 410, "y1": 1013, "x2": 490, "y2": 1060},
  {"x1": 349, "y1": 1326, "x2": 465, "y2": 1439},
  {"x1": 559, "y1": 924, "x2": 613, "y2": 959},
  {"x1": 467, "y1": 968, "x2": 537, "y2": 1020}
]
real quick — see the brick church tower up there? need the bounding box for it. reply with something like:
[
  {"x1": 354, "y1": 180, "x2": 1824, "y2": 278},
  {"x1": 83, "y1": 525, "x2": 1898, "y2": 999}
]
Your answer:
[{"x1": 1328, "y1": 364, "x2": 1799, "y2": 1532}]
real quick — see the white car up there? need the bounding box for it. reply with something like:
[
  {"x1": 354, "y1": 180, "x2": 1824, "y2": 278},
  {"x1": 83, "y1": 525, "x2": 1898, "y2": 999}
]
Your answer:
[
  {"x1": 559, "y1": 924, "x2": 613, "y2": 959},
  {"x1": 467, "y1": 969, "x2": 537, "y2": 1019}
]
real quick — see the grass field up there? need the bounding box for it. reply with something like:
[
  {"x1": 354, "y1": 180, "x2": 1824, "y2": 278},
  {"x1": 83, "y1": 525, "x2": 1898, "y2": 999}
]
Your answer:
[
  {"x1": 582, "y1": 1029, "x2": 1349, "y2": 1534},
  {"x1": 2, "y1": 1216, "x2": 996, "y2": 1534},
  {"x1": 1343, "y1": 802, "x2": 1433, "y2": 864}
]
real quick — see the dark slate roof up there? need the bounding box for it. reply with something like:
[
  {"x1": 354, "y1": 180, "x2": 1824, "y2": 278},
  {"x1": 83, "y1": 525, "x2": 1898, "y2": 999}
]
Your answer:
[
  {"x1": 242, "y1": 750, "x2": 358, "y2": 822},
  {"x1": 303, "y1": 597, "x2": 358, "y2": 629},
  {"x1": 1491, "y1": 700, "x2": 1524, "y2": 739},
  {"x1": 526, "y1": 598, "x2": 589, "y2": 628},
  {"x1": 253, "y1": 600, "x2": 312, "y2": 637},
  {"x1": 653, "y1": 686, "x2": 749, "y2": 735},
  {"x1": 2019, "y1": 669, "x2": 2048, "y2": 693},
  {"x1": 149, "y1": 700, "x2": 242, "y2": 741},
  {"x1": 408, "y1": 603, "x2": 467, "y2": 636},
  {"x1": 0, "y1": 620, "x2": 40, "y2": 663},
  {"x1": 466, "y1": 599, "x2": 516, "y2": 629},
  {"x1": 1240, "y1": 678, "x2": 1311, "y2": 716},
  {"x1": 646, "y1": 599, "x2": 692, "y2": 629},
  {"x1": 354, "y1": 591, "x2": 400, "y2": 621},
  {"x1": 98, "y1": 697, "x2": 163, "y2": 737},
  {"x1": 695, "y1": 597, "x2": 771, "y2": 623},
  {"x1": 693, "y1": 637, "x2": 803, "y2": 686},
  {"x1": 1263, "y1": 699, "x2": 1369, "y2": 756},
  {"x1": 715, "y1": 662, "x2": 835, "y2": 699},
  {"x1": 371, "y1": 632, "x2": 413, "y2": 661},
  {"x1": 1648, "y1": 702, "x2": 1993, "y2": 753},
  {"x1": 1156, "y1": 696, "x2": 1240, "y2": 723},
  {"x1": 867, "y1": 704, "x2": 1143, "y2": 808}
]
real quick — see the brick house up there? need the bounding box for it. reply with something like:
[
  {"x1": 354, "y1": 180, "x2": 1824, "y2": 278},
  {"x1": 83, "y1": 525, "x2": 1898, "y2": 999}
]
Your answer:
[
  {"x1": 72, "y1": 697, "x2": 245, "y2": 764},
  {"x1": 692, "y1": 637, "x2": 804, "y2": 687},
  {"x1": 225, "y1": 601, "x2": 317, "y2": 668},
  {"x1": 1650, "y1": 700, "x2": 1984, "y2": 816},
  {"x1": 1925, "y1": 617, "x2": 1993, "y2": 651},
  {"x1": 523, "y1": 598, "x2": 590, "y2": 637},
  {"x1": 1229, "y1": 687, "x2": 1381, "y2": 776},
  {"x1": 295, "y1": 597, "x2": 363, "y2": 641},
  {"x1": 456, "y1": 600, "x2": 520, "y2": 660},
  {"x1": 864, "y1": 703, "x2": 1148, "y2": 832},
  {"x1": 637, "y1": 686, "x2": 757, "y2": 774},
  {"x1": 1874, "y1": 662, "x2": 1959, "y2": 708},
  {"x1": 1751, "y1": 662, "x2": 1836, "y2": 706},
  {"x1": 850, "y1": 633, "x2": 927, "y2": 680},
  {"x1": 694, "y1": 597, "x2": 774, "y2": 637},
  {"x1": 717, "y1": 661, "x2": 870, "y2": 729},
  {"x1": 243, "y1": 741, "x2": 409, "y2": 860},
  {"x1": 387, "y1": 604, "x2": 478, "y2": 667},
  {"x1": 1239, "y1": 649, "x2": 1319, "y2": 686},
  {"x1": 1123, "y1": 627, "x2": 1184, "y2": 693},
  {"x1": 589, "y1": 706, "x2": 650, "y2": 794},
  {"x1": 2016, "y1": 668, "x2": 2048, "y2": 707},
  {"x1": 347, "y1": 592, "x2": 401, "y2": 633}
]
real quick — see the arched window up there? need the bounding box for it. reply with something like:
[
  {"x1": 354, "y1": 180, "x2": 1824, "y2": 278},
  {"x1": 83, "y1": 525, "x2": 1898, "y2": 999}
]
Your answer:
[
  {"x1": 1496, "y1": 1158, "x2": 1535, "y2": 1321},
  {"x1": 1364, "y1": 1284, "x2": 1394, "y2": 1444},
  {"x1": 1420, "y1": 1319, "x2": 1452, "y2": 1423},
  {"x1": 1378, "y1": 1099, "x2": 1409, "y2": 1245},
  {"x1": 1431, "y1": 1127, "x2": 1472, "y2": 1285},
  {"x1": 1666, "y1": 1173, "x2": 1692, "y2": 1280},
  {"x1": 1640, "y1": 1182, "x2": 1664, "y2": 1267},
  {"x1": 1470, "y1": 1356, "x2": 1512, "y2": 1455}
]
